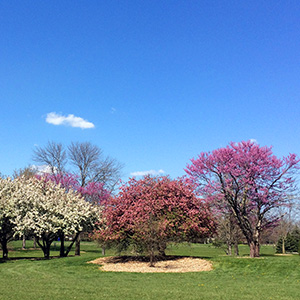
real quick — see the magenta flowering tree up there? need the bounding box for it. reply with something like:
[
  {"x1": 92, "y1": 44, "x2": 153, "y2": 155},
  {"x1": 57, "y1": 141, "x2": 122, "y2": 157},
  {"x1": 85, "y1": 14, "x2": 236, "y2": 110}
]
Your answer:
[
  {"x1": 94, "y1": 175, "x2": 216, "y2": 266},
  {"x1": 185, "y1": 141, "x2": 299, "y2": 257},
  {"x1": 37, "y1": 173, "x2": 79, "y2": 190},
  {"x1": 78, "y1": 182, "x2": 111, "y2": 206},
  {"x1": 39, "y1": 172, "x2": 110, "y2": 204}
]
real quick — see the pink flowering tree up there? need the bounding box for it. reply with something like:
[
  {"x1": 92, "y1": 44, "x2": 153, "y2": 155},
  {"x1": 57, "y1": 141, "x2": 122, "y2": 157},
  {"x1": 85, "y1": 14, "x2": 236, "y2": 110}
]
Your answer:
[
  {"x1": 94, "y1": 175, "x2": 216, "y2": 266},
  {"x1": 185, "y1": 141, "x2": 299, "y2": 257}
]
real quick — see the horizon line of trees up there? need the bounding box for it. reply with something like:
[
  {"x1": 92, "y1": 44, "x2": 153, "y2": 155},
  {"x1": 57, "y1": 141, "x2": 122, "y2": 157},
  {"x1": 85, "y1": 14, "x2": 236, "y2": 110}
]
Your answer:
[{"x1": 1, "y1": 140, "x2": 300, "y2": 260}]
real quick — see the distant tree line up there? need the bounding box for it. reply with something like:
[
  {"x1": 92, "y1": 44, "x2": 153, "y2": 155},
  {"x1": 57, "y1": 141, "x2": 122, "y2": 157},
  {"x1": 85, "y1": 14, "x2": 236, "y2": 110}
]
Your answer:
[{"x1": 1, "y1": 140, "x2": 299, "y2": 261}]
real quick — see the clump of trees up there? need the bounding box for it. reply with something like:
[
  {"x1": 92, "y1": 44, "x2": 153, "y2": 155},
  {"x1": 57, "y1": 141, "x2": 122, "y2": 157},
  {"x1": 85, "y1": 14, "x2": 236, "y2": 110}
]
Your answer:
[
  {"x1": 32, "y1": 141, "x2": 123, "y2": 255},
  {"x1": 186, "y1": 140, "x2": 299, "y2": 257},
  {"x1": 212, "y1": 213, "x2": 243, "y2": 256},
  {"x1": 94, "y1": 175, "x2": 216, "y2": 266},
  {"x1": 2, "y1": 140, "x2": 299, "y2": 261},
  {"x1": 0, "y1": 176, "x2": 99, "y2": 259}
]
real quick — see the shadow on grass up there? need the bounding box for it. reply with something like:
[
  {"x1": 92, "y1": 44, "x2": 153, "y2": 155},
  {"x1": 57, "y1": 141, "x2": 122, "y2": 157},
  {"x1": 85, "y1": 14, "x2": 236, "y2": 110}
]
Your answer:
[
  {"x1": 258, "y1": 253, "x2": 277, "y2": 257},
  {"x1": 103, "y1": 255, "x2": 212, "y2": 264},
  {"x1": 81, "y1": 249, "x2": 103, "y2": 253},
  {"x1": 0, "y1": 255, "x2": 77, "y2": 262}
]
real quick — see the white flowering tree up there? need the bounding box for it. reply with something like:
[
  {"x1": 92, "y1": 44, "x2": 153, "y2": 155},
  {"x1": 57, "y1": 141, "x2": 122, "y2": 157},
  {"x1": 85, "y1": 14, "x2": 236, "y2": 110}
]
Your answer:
[
  {"x1": 36, "y1": 173, "x2": 108, "y2": 257},
  {"x1": 0, "y1": 178, "x2": 18, "y2": 259},
  {"x1": 13, "y1": 177, "x2": 99, "y2": 259}
]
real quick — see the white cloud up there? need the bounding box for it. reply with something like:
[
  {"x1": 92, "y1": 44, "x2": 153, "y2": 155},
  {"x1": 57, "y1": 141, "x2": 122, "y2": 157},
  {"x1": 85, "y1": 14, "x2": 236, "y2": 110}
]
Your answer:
[
  {"x1": 250, "y1": 138, "x2": 258, "y2": 144},
  {"x1": 46, "y1": 112, "x2": 95, "y2": 129},
  {"x1": 30, "y1": 165, "x2": 57, "y2": 175},
  {"x1": 130, "y1": 169, "x2": 165, "y2": 177}
]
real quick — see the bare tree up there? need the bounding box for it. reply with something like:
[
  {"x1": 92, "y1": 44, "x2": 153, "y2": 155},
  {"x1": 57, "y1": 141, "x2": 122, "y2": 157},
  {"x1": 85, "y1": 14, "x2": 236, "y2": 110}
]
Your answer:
[
  {"x1": 68, "y1": 142, "x2": 123, "y2": 255},
  {"x1": 94, "y1": 156, "x2": 124, "y2": 191},
  {"x1": 32, "y1": 141, "x2": 67, "y2": 175},
  {"x1": 68, "y1": 142, "x2": 123, "y2": 190},
  {"x1": 68, "y1": 142, "x2": 100, "y2": 187},
  {"x1": 274, "y1": 195, "x2": 299, "y2": 253},
  {"x1": 215, "y1": 212, "x2": 243, "y2": 256}
]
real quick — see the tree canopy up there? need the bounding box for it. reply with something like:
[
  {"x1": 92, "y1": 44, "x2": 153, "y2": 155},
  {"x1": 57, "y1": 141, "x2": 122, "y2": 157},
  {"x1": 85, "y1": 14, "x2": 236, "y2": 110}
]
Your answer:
[
  {"x1": 94, "y1": 175, "x2": 216, "y2": 266},
  {"x1": 0, "y1": 176, "x2": 99, "y2": 259},
  {"x1": 185, "y1": 140, "x2": 299, "y2": 257}
]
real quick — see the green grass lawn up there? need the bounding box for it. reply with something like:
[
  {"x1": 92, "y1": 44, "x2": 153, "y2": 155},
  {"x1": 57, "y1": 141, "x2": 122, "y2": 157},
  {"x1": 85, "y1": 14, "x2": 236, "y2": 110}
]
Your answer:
[{"x1": 1, "y1": 241, "x2": 299, "y2": 300}]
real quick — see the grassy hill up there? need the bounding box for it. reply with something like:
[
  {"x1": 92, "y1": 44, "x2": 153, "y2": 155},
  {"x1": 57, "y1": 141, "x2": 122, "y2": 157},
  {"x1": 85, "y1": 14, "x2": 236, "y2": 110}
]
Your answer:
[{"x1": 1, "y1": 241, "x2": 299, "y2": 300}]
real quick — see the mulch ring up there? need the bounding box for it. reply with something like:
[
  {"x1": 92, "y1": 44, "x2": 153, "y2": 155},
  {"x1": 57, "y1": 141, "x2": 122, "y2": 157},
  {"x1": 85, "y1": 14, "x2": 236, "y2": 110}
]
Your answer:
[{"x1": 88, "y1": 255, "x2": 213, "y2": 273}]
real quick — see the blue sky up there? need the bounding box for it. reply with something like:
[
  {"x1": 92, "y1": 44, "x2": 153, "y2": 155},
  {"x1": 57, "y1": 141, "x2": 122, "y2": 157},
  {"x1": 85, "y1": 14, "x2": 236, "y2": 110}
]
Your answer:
[{"x1": 0, "y1": 1, "x2": 300, "y2": 180}]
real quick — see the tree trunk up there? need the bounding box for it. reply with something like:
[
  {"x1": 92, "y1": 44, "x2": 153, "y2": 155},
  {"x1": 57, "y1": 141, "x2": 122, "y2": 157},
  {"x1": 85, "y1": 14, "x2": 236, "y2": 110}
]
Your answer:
[
  {"x1": 249, "y1": 227, "x2": 261, "y2": 258},
  {"x1": 60, "y1": 232, "x2": 65, "y2": 257},
  {"x1": 1, "y1": 240, "x2": 8, "y2": 259},
  {"x1": 234, "y1": 242, "x2": 239, "y2": 256},
  {"x1": 22, "y1": 235, "x2": 26, "y2": 250},
  {"x1": 249, "y1": 241, "x2": 260, "y2": 257},
  {"x1": 36, "y1": 238, "x2": 51, "y2": 259},
  {"x1": 75, "y1": 233, "x2": 81, "y2": 256},
  {"x1": 33, "y1": 236, "x2": 37, "y2": 249},
  {"x1": 226, "y1": 241, "x2": 232, "y2": 255},
  {"x1": 158, "y1": 241, "x2": 166, "y2": 257},
  {"x1": 149, "y1": 246, "x2": 155, "y2": 267},
  {"x1": 64, "y1": 232, "x2": 80, "y2": 257},
  {"x1": 44, "y1": 245, "x2": 50, "y2": 259},
  {"x1": 282, "y1": 237, "x2": 286, "y2": 254},
  {"x1": 102, "y1": 246, "x2": 106, "y2": 256}
]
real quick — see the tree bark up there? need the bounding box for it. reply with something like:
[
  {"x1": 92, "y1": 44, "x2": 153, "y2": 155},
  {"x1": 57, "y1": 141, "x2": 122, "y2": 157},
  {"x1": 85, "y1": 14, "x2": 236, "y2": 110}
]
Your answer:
[
  {"x1": 249, "y1": 241, "x2": 260, "y2": 257},
  {"x1": 247, "y1": 224, "x2": 261, "y2": 257},
  {"x1": 149, "y1": 246, "x2": 155, "y2": 267},
  {"x1": 102, "y1": 246, "x2": 106, "y2": 256},
  {"x1": 59, "y1": 232, "x2": 65, "y2": 257},
  {"x1": 75, "y1": 233, "x2": 81, "y2": 256},
  {"x1": 37, "y1": 243, "x2": 50, "y2": 259},
  {"x1": 226, "y1": 242, "x2": 232, "y2": 256},
  {"x1": 22, "y1": 235, "x2": 26, "y2": 250},
  {"x1": 44, "y1": 247, "x2": 50, "y2": 259},
  {"x1": 158, "y1": 241, "x2": 166, "y2": 257},
  {"x1": 1, "y1": 240, "x2": 8, "y2": 259},
  {"x1": 282, "y1": 237, "x2": 286, "y2": 254},
  {"x1": 64, "y1": 232, "x2": 80, "y2": 257},
  {"x1": 234, "y1": 242, "x2": 239, "y2": 256},
  {"x1": 36, "y1": 238, "x2": 52, "y2": 259}
]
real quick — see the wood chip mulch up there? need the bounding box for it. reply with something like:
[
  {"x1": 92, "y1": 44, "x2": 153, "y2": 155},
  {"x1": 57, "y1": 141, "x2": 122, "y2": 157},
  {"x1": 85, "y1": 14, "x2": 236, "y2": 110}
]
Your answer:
[{"x1": 88, "y1": 256, "x2": 213, "y2": 273}]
